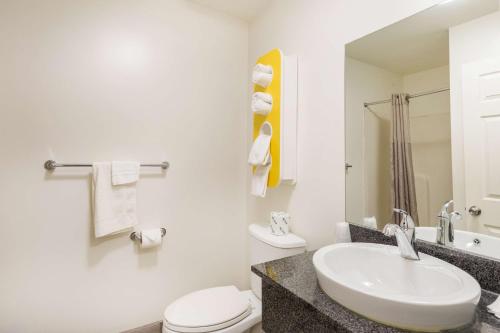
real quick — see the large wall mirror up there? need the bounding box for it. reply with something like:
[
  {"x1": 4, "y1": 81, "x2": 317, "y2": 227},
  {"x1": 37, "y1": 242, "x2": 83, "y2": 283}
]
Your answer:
[{"x1": 345, "y1": 0, "x2": 500, "y2": 260}]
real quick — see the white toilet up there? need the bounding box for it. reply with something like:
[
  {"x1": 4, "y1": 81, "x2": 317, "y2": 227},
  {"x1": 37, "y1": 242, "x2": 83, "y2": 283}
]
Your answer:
[{"x1": 162, "y1": 224, "x2": 307, "y2": 333}]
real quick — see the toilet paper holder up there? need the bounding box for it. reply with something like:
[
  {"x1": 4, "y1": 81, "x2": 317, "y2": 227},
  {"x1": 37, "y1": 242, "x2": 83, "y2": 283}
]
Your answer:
[{"x1": 130, "y1": 228, "x2": 166, "y2": 242}]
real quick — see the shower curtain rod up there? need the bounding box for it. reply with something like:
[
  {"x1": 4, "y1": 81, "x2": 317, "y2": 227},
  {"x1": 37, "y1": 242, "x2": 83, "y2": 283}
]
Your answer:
[{"x1": 363, "y1": 87, "x2": 450, "y2": 108}]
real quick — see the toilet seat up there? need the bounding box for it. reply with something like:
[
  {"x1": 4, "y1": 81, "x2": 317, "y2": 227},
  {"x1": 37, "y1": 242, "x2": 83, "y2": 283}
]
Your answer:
[{"x1": 164, "y1": 286, "x2": 252, "y2": 333}]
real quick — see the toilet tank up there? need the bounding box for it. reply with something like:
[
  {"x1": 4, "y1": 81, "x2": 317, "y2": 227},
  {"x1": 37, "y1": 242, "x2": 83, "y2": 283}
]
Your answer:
[{"x1": 248, "y1": 224, "x2": 307, "y2": 299}]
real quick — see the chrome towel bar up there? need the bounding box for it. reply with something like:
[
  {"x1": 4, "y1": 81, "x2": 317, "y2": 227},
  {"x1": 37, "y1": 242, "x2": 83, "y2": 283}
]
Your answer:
[{"x1": 44, "y1": 160, "x2": 169, "y2": 171}]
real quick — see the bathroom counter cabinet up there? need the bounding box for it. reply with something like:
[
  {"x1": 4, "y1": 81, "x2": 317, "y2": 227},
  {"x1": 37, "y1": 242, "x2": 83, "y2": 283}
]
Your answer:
[{"x1": 252, "y1": 251, "x2": 500, "y2": 333}]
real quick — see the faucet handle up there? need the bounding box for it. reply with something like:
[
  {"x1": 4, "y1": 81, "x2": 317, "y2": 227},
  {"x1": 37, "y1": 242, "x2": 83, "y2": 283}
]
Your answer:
[
  {"x1": 393, "y1": 208, "x2": 408, "y2": 215},
  {"x1": 441, "y1": 200, "x2": 454, "y2": 215},
  {"x1": 393, "y1": 208, "x2": 415, "y2": 230}
]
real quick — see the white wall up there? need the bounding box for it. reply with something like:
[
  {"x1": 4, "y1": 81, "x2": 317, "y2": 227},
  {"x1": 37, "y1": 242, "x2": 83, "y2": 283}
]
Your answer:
[
  {"x1": 345, "y1": 58, "x2": 402, "y2": 227},
  {"x1": 0, "y1": 1, "x2": 248, "y2": 332},
  {"x1": 247, "y1": 0, "x2": 441, "y2": 250},
  {"x1": 450, "y1": 10, "x2": 500, "y2": 230},
  {"x1": 0, "y1": 0, "x2": 447, "y2": 331},
  {"x1": 403, "y1": 66, "x2": 452, "y2": 226}
]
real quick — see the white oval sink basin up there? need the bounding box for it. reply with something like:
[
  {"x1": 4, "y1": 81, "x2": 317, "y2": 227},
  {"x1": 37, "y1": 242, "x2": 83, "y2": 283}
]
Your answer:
[
  {"x1": 313, "y1": 243, "x2": 481, "y2": 332},
  {"x1": 416, "y1": 226, "x2": 500, "y2": 260}
]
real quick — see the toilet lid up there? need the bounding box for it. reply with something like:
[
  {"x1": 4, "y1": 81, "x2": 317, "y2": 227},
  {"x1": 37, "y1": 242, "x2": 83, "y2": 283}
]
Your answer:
[{"x1": 164, "y1": 286, "x2": 251, "y2": 333}]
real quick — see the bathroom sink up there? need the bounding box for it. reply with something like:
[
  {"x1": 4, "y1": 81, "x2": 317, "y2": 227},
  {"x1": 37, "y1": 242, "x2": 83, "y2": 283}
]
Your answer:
[
  {"x1": 313, "y1": 243, "x2": 481, "y2": 332},
  {"x1": 416, "y1": 226, "x2": 500, "y2": 260}
]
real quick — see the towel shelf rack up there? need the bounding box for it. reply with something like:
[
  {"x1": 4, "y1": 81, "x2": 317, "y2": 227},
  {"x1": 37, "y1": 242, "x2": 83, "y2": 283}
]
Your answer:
[{"x1": 44, "y1": 160, "x2": 170, "y2": 171}]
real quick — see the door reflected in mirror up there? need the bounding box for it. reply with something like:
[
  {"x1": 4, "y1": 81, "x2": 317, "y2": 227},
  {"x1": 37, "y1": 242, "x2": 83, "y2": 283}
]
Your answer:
[{"x1": 344, "y1": 0, "x2": 500, "y2": 260}]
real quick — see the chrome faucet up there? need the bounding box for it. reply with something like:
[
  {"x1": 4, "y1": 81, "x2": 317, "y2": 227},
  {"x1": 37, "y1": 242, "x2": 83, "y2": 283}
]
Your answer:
[
  {"x1": 436, "y1": 200, "x2": 462, "y2": 246},
  {"x1": 383, "y1": 208, "x2": 419, "y2": 260}
]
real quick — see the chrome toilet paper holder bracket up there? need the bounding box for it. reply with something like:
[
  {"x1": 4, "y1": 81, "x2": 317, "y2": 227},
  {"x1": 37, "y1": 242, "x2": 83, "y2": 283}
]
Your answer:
[{"x1": 130, "y1": 228, "x2": 166, "y2": 243}]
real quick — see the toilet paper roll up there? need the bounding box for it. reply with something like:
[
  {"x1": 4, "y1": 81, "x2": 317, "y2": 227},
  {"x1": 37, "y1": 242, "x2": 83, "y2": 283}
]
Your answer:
[
  {"x1": 140, "y1": 228, "x2": 163, "y2": 249},
  {"x1": 270, "y1": 211, "x2": 290, "y2": 236}
]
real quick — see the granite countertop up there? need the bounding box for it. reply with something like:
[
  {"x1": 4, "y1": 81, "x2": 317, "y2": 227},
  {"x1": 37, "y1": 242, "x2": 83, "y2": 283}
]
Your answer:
[{"x1": 252, "y1": 251, "x2": 500, "y2": 333}]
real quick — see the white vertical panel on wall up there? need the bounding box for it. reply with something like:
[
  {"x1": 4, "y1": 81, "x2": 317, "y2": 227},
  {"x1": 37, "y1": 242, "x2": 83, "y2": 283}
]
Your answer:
[{"x1": 281, "y1": 55, "x2": 298, "y2": 184}]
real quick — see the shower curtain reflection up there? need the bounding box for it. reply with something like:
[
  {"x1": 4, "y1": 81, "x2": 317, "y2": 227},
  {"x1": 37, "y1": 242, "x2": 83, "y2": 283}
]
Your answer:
[{"x1": 391, "y1": 94, "x2": 419, "y2": 226}]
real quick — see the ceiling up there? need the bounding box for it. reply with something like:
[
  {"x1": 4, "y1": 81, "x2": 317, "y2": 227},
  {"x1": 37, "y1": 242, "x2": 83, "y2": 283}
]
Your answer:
[
  {"x1": 346, "y1": 0, "x2": 499, "y2": 74},
  {"x1": 189, "y1": 0, "x2": 271, "y2": 22}
]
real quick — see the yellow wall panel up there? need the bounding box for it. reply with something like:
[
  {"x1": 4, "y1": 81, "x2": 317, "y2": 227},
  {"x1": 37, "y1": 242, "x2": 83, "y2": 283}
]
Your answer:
[{"x1": 253, "y1": 49, "x2": 282, "y2": 188}]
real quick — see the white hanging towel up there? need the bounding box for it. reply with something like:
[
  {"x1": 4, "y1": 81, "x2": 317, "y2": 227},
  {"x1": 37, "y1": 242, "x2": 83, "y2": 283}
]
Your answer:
[
  {"x1": 251, "y1": 92, "x2": 273, "y2": 115},
  {"x1": 248, "y1": 121, "x2": 272, "y2": 166},
  {"x1": 251, "y1": 156, "x2": 272, "y2": 198},
  {"x1": 92, "y1": 162, "x2": 138, "y2": 238},
  {"x1": 111, "y1": 161, "x2": 140, "y2": 185},
  {"x1": 252, "y1": 63, "x2": 273, "y2": 88}
]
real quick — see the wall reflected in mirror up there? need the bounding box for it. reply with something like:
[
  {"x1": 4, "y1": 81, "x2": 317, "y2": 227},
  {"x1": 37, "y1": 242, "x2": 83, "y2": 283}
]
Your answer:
[{"x1": 345, "y1": 0, "x2": 500, "y2": 259}]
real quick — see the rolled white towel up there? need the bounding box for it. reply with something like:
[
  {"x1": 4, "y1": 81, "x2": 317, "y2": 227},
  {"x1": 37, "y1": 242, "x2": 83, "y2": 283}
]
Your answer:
[
  {"x1": 254, "y1": 63, "x2": 273, "y2": 74},
  {"x1": 252, "y1": 92, "x2": 273, "y2": 115},
  {"x1": 335, "y1": 222, "x2": 351, "y2": 243},
  {"x1": 252, "y1": 63, "x2": 273, "y2": 88}
]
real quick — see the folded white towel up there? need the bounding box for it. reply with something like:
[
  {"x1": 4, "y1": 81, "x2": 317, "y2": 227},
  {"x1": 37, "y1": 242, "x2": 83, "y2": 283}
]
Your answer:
[
  {"x1": 252, "y1": 92, "x2": 273, "y2": 115},
  {"x1": 111, "y1": 161, "x2": 140, "y2": 185},
  {"x1": 488, "y1": 296, "x2": 500, "y2": 318},
  {"x1": 252, "y1": 63, "x2": 273, "y2": 88},
  {"x1": 251, "y1": 156, "x2": 272, "y2": 198},
  {"x1": 92, "y1": 162, "x2": 138, "y2": 238},
  {"x1": 248, "y1": 121, "x2": 272, "y2": 166},
  {"x1": 335, "y1": 222, "x2": 352, "y2": 243}
]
